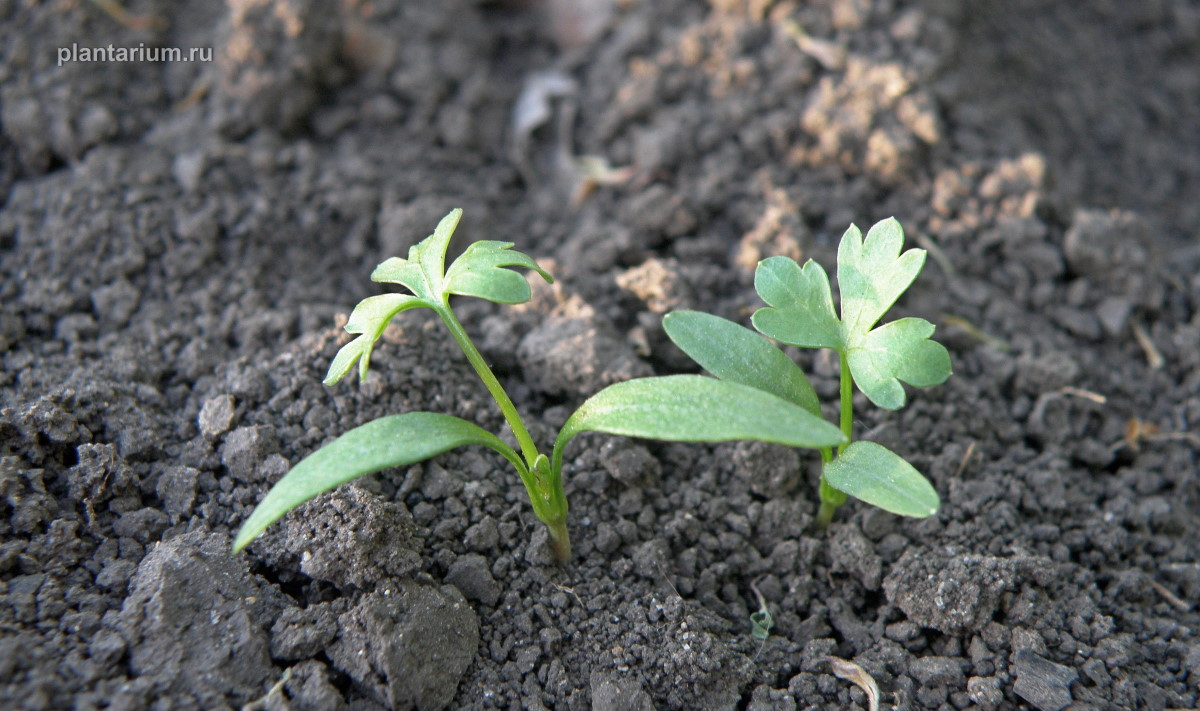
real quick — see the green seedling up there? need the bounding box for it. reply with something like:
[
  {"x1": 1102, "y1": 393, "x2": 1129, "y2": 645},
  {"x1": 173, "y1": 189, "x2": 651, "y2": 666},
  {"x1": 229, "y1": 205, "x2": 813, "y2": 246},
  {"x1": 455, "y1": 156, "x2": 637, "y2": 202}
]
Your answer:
[
  {"x1": 749, "y1": 576, "x2": 773, "y2": 661},
  {"x1": 664, "y1": 217, "x2": 951, "y2": 527},
  {"x1": 233, "y1": 209, "x2": 846, "y2": 564},
  {"x1": 748, "y1": 577, "x2": 774, "y2": 642}
]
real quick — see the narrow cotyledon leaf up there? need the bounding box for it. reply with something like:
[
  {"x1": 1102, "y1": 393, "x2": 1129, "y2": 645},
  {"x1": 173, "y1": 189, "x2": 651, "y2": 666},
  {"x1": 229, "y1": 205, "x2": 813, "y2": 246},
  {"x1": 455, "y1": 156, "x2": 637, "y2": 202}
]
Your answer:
[
  {"x1": 551, "y1": 375, "x2": 844, "y2": 474},
  {"x1": 663, "y1": 310, "x2": 822, "y2": 417},
  {"x1": 233, "y1": 413, "x2": 523, "y2": 552},
  {"x1": 822, "y1": 440, "x2": 939, "y2": 518}
]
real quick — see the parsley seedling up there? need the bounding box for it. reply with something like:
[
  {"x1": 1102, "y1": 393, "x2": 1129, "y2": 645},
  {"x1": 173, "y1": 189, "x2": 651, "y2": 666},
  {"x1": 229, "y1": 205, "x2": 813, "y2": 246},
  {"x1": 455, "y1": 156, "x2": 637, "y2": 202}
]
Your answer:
[
  {"x1": 665, "y1": 218, "x2": 951, "y2": 527},
  {"x1": 233, "y1": 210, "x2": 845, "y2": 563}
]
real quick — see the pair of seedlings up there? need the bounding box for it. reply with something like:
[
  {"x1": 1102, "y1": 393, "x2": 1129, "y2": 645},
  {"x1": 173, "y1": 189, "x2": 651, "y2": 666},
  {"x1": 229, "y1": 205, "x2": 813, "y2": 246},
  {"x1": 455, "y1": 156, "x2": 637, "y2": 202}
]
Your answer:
[{"x1": 233, "y1": 209, "x2": 951, "y2": 563}]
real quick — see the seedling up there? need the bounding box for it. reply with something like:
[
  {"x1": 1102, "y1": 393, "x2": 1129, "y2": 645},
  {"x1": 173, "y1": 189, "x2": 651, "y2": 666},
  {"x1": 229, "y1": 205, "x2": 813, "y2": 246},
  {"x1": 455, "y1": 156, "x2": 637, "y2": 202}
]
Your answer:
[
  {"x1": 232, "y1": 209, "x2": 845, "y2": 563},
  {"x1": 664, "y1": 217, "x2": 951, "y2": 526},
  {"x1": 748, "y1": 576, "x2": 774, "y2": 641},
  {"x1": 748, "y1": 576, "x2": 773, "y2": 660}
]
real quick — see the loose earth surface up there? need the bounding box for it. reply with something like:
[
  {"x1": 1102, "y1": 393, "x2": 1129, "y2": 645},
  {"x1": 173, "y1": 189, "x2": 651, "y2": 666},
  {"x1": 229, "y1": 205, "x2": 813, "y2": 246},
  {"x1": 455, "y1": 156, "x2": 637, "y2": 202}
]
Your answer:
[{"x1": 1, "y1": 1, "x2": 1198, "y2": 710}]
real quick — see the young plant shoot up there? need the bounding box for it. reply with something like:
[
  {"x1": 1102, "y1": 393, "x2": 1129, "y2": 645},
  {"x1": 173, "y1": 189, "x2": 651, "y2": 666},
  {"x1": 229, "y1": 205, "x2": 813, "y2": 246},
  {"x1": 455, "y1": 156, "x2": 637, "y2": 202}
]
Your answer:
[
  {"x1": 233, "y1": 209, "x2": 845, "y2": 563},
  {"x1": 664, "y1": 217, "x2": 951, "y2": 527}
]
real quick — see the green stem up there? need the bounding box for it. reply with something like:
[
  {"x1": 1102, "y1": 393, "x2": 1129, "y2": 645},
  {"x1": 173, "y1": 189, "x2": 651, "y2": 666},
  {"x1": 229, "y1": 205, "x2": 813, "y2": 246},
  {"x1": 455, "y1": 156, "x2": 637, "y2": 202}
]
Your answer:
[
  {"x1": 435, "y1": 303, "x2": 573, "y2": 564},
  {"x1": 545, "y1": 515, "x2": 571, "y2": 564},
  {"x1": 815, "y1": 447, "x2": 837, "y2": 527},
  {"x1": 816, "y1": 352, "x2": 854, "y2": 528},
  {"x1": 435, "y1": 304, "x2": 541, "y2": 466},
  {"x1": 815, "y1": 479, "x2": 843, "y2": 528},
  {"x1": 838, "y1": 350, "x2": 853, "y2": 454}
]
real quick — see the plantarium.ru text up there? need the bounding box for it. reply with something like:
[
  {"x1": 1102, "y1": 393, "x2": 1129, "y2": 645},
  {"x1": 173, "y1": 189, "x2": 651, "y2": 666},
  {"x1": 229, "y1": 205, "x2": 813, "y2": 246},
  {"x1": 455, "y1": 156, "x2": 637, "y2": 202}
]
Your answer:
[
  {"x1": 232, "y1": 209, "x2": 845, "y2": 563},
  {"x1": 663, "y1": 217, "x2": 952, "y2": 526}
]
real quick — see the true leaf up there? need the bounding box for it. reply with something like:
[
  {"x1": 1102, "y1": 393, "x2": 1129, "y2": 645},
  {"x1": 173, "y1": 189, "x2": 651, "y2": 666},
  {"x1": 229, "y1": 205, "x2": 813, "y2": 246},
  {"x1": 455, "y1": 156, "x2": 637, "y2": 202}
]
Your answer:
[
  {"x1": 324, "y1": 293, "x2": 425, "y2": 385},
  {"x1": 370, "y1": 208, "x2": 461, "y2": 301},
  {"x1": 662, "y1": 310, "x2": 821, "y2": 416},
  {"x1": 551, "y1": 375, "x2": 845, "y2": 473},
  {"x1": 836, "y1": 219, "x2": 927, "y2": 335},
  {"x1": 821, "y1": 440, "x2": 939, "y2": 518},
  {"x1": 445, "y1": 240, "x2": 553, "y2": 304},
  {"x1": 326, "y1": 209, "x2": 551, "y2": 384},
  {"x1": 753, "y1": 218, "x2": 951, "y2": 410},
  {"x1": 324, "y1": 336, "x2": 370, "y2": 387},
  {"x1": 847, "y1": 317, "x2": 952, "y2": 410},
  {"x1": 370, "y1": 209, "x2": 551, "y2": 307},
  {"x1": 751, "y1": 257, "x2": 842, "y2": 350},
  {"x1": 232, "y1": 413, "x2": 523, "y2": 552}
]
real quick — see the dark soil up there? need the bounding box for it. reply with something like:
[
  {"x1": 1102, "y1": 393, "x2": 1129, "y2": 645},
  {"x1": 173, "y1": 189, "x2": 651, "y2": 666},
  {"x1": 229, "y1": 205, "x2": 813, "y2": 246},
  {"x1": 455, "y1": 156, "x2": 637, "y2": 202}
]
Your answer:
[{"x1": 2, "y1": 1, "x2": 1198, "y2": 709}]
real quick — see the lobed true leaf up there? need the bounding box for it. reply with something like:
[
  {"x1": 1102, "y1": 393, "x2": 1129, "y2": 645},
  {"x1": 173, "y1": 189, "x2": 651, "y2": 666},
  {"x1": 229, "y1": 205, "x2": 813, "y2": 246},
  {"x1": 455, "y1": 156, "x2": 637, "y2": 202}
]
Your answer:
[
  {"x1": 752, "y1": 257, "x2": 843, "y2": 351},
  {"x1": 324, "y1": 293, "x2": 425, "y2": 385},
  {"x1": 753, "y1": 218, "x2": 951, "y2": 410},
  {"x1": 836, "y1": 218, "x2": 927, "y2": 335},
  {"x1": 445, "y1": 240, "x2": 553, "y2": 304},
  {"x1": 847, "y1": 317, "x2": 951, "y2": 410},
  {"x1": 370, "y1": 208, "x2": 461, "y2": 300}
]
